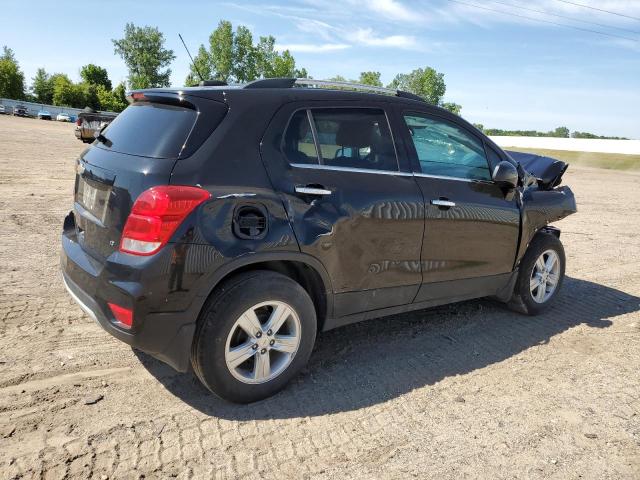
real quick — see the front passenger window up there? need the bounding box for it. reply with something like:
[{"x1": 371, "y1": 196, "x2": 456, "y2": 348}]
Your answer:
[{"x1": 404, "y1": 114, "x2": 491, "y2": 181}]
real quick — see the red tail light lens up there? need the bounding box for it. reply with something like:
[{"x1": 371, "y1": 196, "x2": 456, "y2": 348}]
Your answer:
[
  {"x1": 120, "y1": 186, "x2": 210, "y2": 256},
  {"x1": 108, "y1": 302, "x2": 133, "y2": 328},
  {"x1": 76, "y1": 117, "x2": 82, "y2": 126}
]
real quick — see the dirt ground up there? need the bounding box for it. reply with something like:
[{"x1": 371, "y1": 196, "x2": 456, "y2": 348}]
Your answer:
[{"x1": 0, "y1": 114, "x2": 638, "y2": 479}]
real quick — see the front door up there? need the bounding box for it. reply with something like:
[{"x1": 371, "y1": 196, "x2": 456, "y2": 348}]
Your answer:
[
  {"x1": 398, "y1": 111, "x2": 520, "y2": 300},
  {"x1": 261, "y1": 104, "x2": 425, "y2": 316}
]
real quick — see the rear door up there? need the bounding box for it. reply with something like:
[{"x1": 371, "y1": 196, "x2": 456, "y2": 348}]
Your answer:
[
  {"x1": 261, "y1": 102, "x2": 425, "y2": 317},
  {"x1": 398, "y1": 111, "x2": 520, "y2": 298},
  {"x1": 74, "y1": 94, "x2": 227, "y2": 260}
]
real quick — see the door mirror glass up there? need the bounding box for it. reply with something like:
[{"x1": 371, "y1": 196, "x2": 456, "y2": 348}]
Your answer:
[{"x1": 492, "y1": 161, "x2": 518, "y2": 188}]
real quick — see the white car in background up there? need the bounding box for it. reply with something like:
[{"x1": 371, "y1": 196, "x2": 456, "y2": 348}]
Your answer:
[
  {"x1": 56, "y1": 112, "x2": 71, "y2": 122},
  {"x1": 0, "y1": 105, "x2": 5, "y2": 114}
]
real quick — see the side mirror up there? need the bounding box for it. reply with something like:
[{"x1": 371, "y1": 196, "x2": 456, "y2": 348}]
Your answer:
[{"x1": 492, "y1": 161, "x2": 518, "y2": 189}]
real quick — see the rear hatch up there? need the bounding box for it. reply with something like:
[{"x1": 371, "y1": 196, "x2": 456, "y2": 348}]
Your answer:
[{"x1": 73, "y1": 92, "x2": 227, "y2": 260}]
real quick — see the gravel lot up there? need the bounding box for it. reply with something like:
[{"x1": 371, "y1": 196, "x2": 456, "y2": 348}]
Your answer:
[{"x1": 0, "y1": 114, "x2": 639, "y2": 479}]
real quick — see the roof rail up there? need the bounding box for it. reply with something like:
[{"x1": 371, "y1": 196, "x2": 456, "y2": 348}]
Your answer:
[
  {"x1": 199, "y1": 80, "x2": 228, "y2": 86},
  {"x1": 243, "y1": 77, "x2": 426, "y2": 102},
  {"x1": 294, "y1": 78, "x2": 397, "y2": 95},
  {"x1": 244, "y1": 78, "x2": 296, "y2": 89}
]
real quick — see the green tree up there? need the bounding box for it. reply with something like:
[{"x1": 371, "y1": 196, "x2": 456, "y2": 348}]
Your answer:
[
  {"x1": 187, "y1": 21, "x2": 308, "y2": 85},
  {"x1": 96, "y1": 82, "x2": 128, "y2": 112},
  {"x1": 0, "y1": 46, "x2": 25, "y2": 99},
  {"x1": 31, "y1": 68, "x2": 53, "y2": 103},
  {"x1": 52, "y1": 74, "x2": 86, "y2": 108},
  {"x1": 271, "y1": 50, "x2": 297, "y2": 77},
  {"x1": 185, "y1": 45, "x2": 213, "y2": 86},
  {"x1": 254, "y1": 36, "x2": 278, "y2": 78},
  {"x1": 328, "y1": 75, "x2": 348, "y2": 82},
  {"x1": 552, "y1": 126, "x2": 570, "y2": 138},
  {"x1": 1, "y1": 46, "x2": 16, "y2": 62},
  {"x1": 358, "y1": 71, "x2": 382, "y2": 87},
  {"x1": 112, "y1": 23, "x2": 175, "y2": 89},
  {"x1": 208, "y1": 20, "x2": 234, "y2": 82},
  {"x1": 441, "y1": 102, "x2": 462, "y2": 116},
  {"x1": 388, "y1": 66, "x2": 462, "y2": 114},
  {"x1": 80, "y1": 64, "x2": 112, "y2": 90},
  {"x1": 232, "y1": 26, "x2": 257, "y2": 82},
  {"x1": 388, "y1": 67, "x2": 446, "y2": 105}
]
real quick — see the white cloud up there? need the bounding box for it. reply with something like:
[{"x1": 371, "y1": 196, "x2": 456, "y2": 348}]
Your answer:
[
  {"x1": 275, "y1": 43, "x2": 351, "y2": 53},
  {"x1": 347, "y1": 28, "x2": 417, "y2": 48},
  {"x1": 367, "y1": 0, "x2": 417, "y2": 22}
]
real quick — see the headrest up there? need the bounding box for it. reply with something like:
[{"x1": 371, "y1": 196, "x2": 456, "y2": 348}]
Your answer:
[{"x1": 335, "y1": 120, "x2": 373, "y2": 148}]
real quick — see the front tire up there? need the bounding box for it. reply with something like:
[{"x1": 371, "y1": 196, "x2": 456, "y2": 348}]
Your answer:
[
  {"x1": 191, "y1": 271, "x2": 317, "y2": 403},
  {"x1": 508, "y1": 232, "x2": 566, "y2": 315}
]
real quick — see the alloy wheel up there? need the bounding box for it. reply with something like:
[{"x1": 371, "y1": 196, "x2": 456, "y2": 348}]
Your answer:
[
  {"x1": 224, "y1": 301, "x2": 301, "y2": 384},
  {"x1": 530, "y1": 249, "x2": 561, "y2": 303}
]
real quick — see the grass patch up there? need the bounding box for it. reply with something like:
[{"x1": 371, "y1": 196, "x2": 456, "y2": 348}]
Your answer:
[{"x1": 503, "y1": 147, "x2": 640, "y2": 171}]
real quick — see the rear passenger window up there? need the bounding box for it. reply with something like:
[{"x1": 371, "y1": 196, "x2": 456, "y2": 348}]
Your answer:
[
  {"x1": 281, "y1": 108, "x2": 399, "y2": 171},
  {"x1": 311, "y1": 109, "x2": 398, "y2": 171},
  {"x1": 282, "y1": 110, "x2": 318, "y2": 165},
  {"x1": 404, "y1": 114, "x2": 491, "y2": 181}
]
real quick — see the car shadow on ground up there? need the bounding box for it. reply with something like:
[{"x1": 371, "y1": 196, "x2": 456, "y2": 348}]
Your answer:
[{"x1": 135, "y1": 276, "x2": 639, "y2": 419}]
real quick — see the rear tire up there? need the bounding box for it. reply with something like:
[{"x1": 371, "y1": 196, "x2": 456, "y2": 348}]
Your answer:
[
  {"x1": 191, "y1": 271, "x2": 317, "y2": 403},
  {"x1": 508, "y1": 232, "x2": 565, "y2": 315}
]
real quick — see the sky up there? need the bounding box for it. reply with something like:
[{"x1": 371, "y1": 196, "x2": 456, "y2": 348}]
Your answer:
[{"x1": 2, "y1": 0, "x2": 639, "y2": 138}]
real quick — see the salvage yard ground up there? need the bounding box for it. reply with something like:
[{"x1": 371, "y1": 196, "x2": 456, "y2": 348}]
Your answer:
[{"x1": 0, "y1": 114, "x2": 639, "y2": 479}]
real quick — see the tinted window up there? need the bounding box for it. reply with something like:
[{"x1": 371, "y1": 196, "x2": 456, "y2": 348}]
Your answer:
[
  {"x1": 404, "y1": 114, "x2": 491, "y2": 180},
  {"x1": 97, "y1": 102, "x2": 198, "y2": 159},
  {"x1": 311, "y1": 109, "x2": 398, "y2": 171},
  {"x1": 282, "y1": 110, "x2": 318, "y2": 165}
]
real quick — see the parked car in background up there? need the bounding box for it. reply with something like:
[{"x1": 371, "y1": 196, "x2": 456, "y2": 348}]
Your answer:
[
  {"x1": 38, "y1": 110, "x2": 52, "y2": 120},
  {"x1": 13, "y1": 105, "x2": 28, "y2": 117},
  {"x1": 61, "y1": 78, "x2": 577, "y2": 403},
  {"x1": 0, "y1": 105, "x2": 6, "y2": 114},
  {"x1": 74, "y1": 108, "x2": 117, "y2": 143},
  {"x1": 56, "y1": 112, "x2": 71, "y2": 122}
]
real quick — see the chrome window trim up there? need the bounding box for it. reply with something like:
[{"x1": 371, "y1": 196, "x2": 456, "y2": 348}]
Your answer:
[
  {"x1": 306, "y1": 109, "x2": 323, "y2": 165},
  {"x1": 290, "y1": 163, "x2": 413, "y2": 177},
  {"x1": 413, "y1": 172, "x2": 494, "y2": 184}
]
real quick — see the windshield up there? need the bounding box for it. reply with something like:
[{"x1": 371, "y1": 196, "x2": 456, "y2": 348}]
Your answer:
[{"x1": 96, "y1": 102, "x2": 198, "y2": 159}]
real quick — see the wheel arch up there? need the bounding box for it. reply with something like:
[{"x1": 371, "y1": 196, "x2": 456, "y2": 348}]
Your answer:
[{"x1": 195, "y1": 252, "x2": 334, "y2": 331}]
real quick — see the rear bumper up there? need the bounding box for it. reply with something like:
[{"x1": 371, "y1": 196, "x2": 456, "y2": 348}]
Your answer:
[{"x1": 61, "y1": 222, "x2": 198, "y2": 372}]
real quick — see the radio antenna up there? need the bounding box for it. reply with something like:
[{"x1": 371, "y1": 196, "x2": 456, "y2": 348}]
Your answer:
[{"x1": 178, "y1": 33, "x2": 204, "y2": 82}]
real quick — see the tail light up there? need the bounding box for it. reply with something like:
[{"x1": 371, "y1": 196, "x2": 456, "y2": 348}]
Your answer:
[
  {"x1": 120, "y1": 186, "x2": 210, "y2": 256},
  {"x1": 76, "y1": 117, "x2": 82, "y2": 126}
]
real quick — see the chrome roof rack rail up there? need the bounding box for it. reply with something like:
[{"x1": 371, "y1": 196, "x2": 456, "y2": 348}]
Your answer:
[
  {"x1": 242, "y1": 77, "x2": 426, "y2": 102},
  {"x1": 293, "y1": 78, "x2": 397, "y2": 95}
]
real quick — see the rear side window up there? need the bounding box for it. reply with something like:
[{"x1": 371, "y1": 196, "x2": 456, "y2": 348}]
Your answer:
[
  {"x1": 312, "y1": 109, "x2": 398, "y2": 171},
  {"x1": 98, "y1": 102, "x2": 198, "y2": 159},
  {"x1": 282, "y1": 110, "x2": 318, "y2": 164},
  {"x1": 404, "y1": 114, "x2": 491, "y2": 180},
  {"x1": 281, "y1": 108, "x2": 399, "y2": 172}
]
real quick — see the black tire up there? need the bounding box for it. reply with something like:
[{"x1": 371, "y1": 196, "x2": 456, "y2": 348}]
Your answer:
[
  {"x1": 508, "y1": 232, "x2": 566, "y2": 315},
  {"x1": 191, "y1": 271, "x2": 317, "y2": 403}
]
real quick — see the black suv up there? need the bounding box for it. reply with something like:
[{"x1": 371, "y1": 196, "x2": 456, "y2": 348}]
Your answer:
[{"x1": 61, "y1": 78, "x2": 576, "y2": 403}]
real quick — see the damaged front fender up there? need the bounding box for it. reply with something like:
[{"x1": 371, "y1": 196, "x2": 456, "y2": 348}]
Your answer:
[{"x1": 515, "y1": 182, "x2": 577, "y2": 268}]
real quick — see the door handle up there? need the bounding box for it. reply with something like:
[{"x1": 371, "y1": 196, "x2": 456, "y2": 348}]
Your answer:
[
  {"x1": 431, "y1": 199, "x2": 456, "y2": 207},
  {"x1": 295, "y1": 186, "x2": 332, "y2": 196}
]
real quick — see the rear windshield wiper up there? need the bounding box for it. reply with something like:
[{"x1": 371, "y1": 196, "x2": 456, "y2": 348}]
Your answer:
[{"x1": 94, "y1": 126, "x2": 113, "y2": 147}]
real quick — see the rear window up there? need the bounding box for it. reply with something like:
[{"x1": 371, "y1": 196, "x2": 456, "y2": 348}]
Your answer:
[{"x1": 97, "y1": 102, "x2": 198, "y2": 159}]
